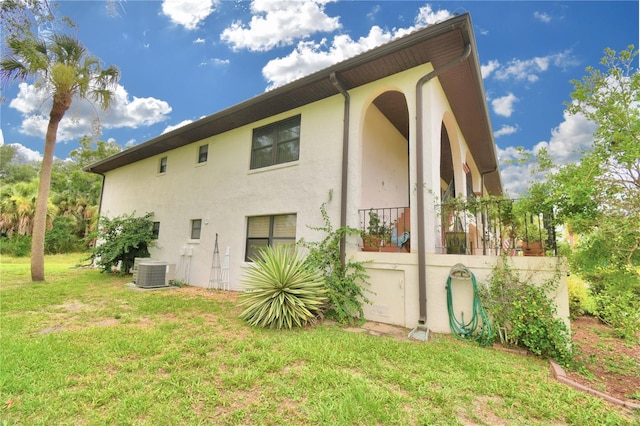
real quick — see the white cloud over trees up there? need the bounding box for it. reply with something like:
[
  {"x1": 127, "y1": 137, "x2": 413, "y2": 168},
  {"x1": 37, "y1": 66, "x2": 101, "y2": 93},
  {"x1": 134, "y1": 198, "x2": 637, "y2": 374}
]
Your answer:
[{"x1": 8, "y1": 82, "x2": 172, "y2": 142}]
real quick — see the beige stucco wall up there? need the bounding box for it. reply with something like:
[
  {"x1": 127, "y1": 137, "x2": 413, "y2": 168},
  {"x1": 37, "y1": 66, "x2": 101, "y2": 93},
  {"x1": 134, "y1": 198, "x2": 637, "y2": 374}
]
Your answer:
[
  {"x1": 354, "y1": 251, "x2": 570, "y2": 334},
  {"x1": 360, "y1": 103, "x2": 409, "y2": 209},
  {"x1": 100, "y1": 63, "x2": 456, "y2": 289},
  {"x1": 97, "y1": 61, "x2": 571, "y2": 339},
  {"x1": 100, "y1": 97, "x2": 345, "y2": 288}
]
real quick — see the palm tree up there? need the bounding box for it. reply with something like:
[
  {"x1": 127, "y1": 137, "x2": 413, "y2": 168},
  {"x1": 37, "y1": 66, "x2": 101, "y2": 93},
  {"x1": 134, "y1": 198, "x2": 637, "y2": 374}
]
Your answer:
[
  {"x1": 1, "y1": 33, "x2": 120, "y2": 281},
  {"x1": 0, "y1": 181, "x2": 57, "y2": 237}
]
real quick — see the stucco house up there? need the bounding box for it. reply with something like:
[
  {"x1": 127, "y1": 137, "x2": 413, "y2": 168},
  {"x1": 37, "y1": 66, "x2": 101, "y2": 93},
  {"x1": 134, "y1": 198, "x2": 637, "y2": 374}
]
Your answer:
[{"x1": 86, "y1": 13, "x2": 568, "y2": 335}]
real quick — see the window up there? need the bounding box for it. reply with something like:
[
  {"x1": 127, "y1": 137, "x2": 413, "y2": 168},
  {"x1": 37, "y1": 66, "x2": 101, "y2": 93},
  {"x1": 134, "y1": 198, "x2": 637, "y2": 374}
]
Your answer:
[
  {"x1": 250, "y1": 115, "x2": 300, "y2": 169},
  {"x1": 152, "y1": 222, "x2": 160, "y2": 239},
  {"x1": 159, "y1": 156, "x2": 167, "y2": 174},
  {"x1": 245, "y1": 214, "x2": 296, "y2": 261},
  {"x1": 190, "y1": 219, "x2": 202, "y2": 240},
  {"x1": 197, "y1": 144, "x2": 208, "y2": 164}
]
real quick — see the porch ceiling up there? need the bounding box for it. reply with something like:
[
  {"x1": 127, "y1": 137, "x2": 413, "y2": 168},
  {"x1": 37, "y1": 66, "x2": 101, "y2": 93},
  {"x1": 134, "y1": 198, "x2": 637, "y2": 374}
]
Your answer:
[{"x1": 86, "y1": 13, "x2": 501, "y2": 195}]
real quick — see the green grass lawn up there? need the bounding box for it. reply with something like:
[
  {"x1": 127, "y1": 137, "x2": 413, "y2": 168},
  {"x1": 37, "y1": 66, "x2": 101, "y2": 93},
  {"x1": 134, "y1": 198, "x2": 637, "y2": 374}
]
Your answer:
[{"x1": 1, "y1": 254, "x2": 637, "y2": 425}]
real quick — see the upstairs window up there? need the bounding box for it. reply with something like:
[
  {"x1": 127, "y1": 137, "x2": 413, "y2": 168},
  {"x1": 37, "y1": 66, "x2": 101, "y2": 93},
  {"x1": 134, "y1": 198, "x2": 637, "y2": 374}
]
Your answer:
[
  {"x1": 250, "y1": 115, "x2": 300, "y2": 169},
  {"x1": 198, "y1": 144, "x2": 208, "y2": 164},
  {"x1": 245, "y1": 214, "x2": 296, "y2": 261},
  {"x1": 159, "y1": 156, "x2": 167, "y2": 174},
  {"x1": 152, "y1": 222, "x2": 160, "y2": 239}
]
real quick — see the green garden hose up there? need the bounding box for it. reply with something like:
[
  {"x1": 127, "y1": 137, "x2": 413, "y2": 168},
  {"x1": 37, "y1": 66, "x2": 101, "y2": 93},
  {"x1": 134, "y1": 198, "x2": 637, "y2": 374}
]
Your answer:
[{"x1": 446, "y1": 263, "x2": 492, "y2": 347}]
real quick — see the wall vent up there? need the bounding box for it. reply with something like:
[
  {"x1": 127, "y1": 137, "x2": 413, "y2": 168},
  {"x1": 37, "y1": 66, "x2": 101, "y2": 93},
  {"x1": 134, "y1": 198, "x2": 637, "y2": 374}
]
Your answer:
[{"x1": 137, "y1": 262, "x2": 168, "y2": 288}]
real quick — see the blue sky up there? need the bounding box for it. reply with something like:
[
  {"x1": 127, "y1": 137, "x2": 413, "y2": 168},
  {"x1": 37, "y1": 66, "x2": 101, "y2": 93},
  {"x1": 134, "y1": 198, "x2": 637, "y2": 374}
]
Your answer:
[{"x1": 1, "y1": 0, "x2": 637, "y2": 195}]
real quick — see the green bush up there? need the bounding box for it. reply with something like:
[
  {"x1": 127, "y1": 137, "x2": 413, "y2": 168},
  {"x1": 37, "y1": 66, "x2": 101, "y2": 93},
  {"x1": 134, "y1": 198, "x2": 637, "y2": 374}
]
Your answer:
[
  {"x1": 239, "y1": 245, "x2": 327, "y2": 329},
  {"x1": 480, "y1": 256, "x2": 573, "y2": 367},
  {"x1": 45, "y1": 216, "x2": 84, "y2": 254},
  {"x1": 0, "y1": 234, "x2": 31, "y2": 257},
  {"x1": 91, "y1": 212, "x2": 155, "y2": 274},
  {"x1": 299, "y1": 195, "x2": 371, "y2": 324},
  {"x1": 593, "y1": 290, "x2": 640, "y2": 341},
  {"x1": 567, "y1": 274, "x2": 590, "y2": 319}
]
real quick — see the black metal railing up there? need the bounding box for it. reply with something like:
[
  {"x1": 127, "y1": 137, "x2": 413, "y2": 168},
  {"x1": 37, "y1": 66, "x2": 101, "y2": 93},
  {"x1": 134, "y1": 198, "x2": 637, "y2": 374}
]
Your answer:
[
  {"x1": 357, "y1": 199, "x2": 558, "y2": 256},
  {"x1": 358, "y1": 207, "x2": 411, "y2": 252},
  {"x1": 437, "y1": 197, "x2": 557, "y2": 256}
]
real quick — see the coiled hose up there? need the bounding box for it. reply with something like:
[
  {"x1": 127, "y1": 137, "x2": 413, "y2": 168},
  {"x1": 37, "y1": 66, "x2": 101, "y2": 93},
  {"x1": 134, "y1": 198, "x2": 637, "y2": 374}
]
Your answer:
[{"x1": 446, "y1": 263, "x2": 492, "y2": 347}]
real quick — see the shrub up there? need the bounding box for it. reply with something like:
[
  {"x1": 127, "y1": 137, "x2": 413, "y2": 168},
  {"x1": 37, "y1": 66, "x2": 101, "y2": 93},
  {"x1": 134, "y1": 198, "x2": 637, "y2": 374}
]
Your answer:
[
  {"x1": 593, "y1": 290, "x2": 640, "y2": 341},
  {"x1": 299, "y1": 194, "x2": 371, "y2": 324},
  {"x1": 45, "y1": 216, "x2": 84, "y2": 254},
  {"x1": 239, "y1": 245, "x2": 327, "y2": 329},
  {"x1": 0, "y1": 234, "x2": 31, "y2": 257},
  {"x1": 567, "y1": 274, "x2": 590, "y2": 319},
  {"x1": 91, "y1": 212, "x2": 155, "y2": 274},
  {"x1": 480, "y1": 256, "x2": 573, "y2": 367}
]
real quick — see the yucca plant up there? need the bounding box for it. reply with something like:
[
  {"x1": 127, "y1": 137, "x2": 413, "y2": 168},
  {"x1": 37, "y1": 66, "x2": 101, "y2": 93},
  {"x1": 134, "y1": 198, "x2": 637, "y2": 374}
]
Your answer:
[{"x1": 239, "y1": 245, "x2": 328, "y2": 329}]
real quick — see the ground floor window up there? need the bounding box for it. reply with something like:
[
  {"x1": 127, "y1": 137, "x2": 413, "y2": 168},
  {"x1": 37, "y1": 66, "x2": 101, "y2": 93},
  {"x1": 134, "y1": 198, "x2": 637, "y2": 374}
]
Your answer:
[
  {"x1": 190, "y1": 219, "x2": 202, "y2": 240},
  {"x1": 245, "y1": 214, "x2": 296, "y2": 261}
]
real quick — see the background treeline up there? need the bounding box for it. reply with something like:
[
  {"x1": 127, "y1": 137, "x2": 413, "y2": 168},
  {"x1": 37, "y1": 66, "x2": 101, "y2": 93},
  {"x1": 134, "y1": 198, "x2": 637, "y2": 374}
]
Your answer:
[{"x1": 0, "y1": 136, "x2": 121, "y2": 256}]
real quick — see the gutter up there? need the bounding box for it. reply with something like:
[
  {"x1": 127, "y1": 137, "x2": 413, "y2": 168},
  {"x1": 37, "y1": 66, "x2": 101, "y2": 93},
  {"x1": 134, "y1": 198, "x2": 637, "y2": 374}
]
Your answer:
[
  {"x1": 330, "y1": 72, "x2": 350, "y2": 266},
  {"x1": 412, "y1": 42, "x2": 472, "y2": 339}
]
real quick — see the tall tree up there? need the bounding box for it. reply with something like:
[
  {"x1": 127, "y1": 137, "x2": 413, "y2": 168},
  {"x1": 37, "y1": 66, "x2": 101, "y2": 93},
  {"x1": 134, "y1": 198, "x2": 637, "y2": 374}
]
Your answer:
[
  {"x1": 536, "y1": 46, "x2": 640, "y2": 337},
  {"x1": 1, "y1": 34, "x2": 120, "y2": 281}
]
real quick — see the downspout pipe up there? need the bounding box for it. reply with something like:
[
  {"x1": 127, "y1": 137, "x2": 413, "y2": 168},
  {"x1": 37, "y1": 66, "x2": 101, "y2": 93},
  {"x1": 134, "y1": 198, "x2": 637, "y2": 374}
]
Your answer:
[
  {"x1": 330, "y1": 72, "x2": 350, "y2": 267},
  {"x1": 414, "y1": 43, "x2": 471, "y2": 333}
]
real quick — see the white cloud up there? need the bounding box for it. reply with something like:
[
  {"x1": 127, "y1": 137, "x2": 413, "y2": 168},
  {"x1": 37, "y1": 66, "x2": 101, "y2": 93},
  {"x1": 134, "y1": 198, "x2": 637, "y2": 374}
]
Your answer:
[
  {"x1": 262, "y1": 26, "x2": 396, "y2": 89},
  {"x1": 220, "y1": 0, "x2": 341, "y2": 52},
  {"x1": 261, "y1": 4, "x2": 454, "y2": 88},
  {"x1": 492, "y1": 93, "x2": 518, "y2": 117},
  {"x1": 367, "y1": 5, "x2": 380, "y2": 21},
  {"x1": 161, "y1": 0, "x2": 218, "y2": 30},
  {"x1": 490, "y1": 50, "x2": 577, "y2": 83},
  {"x1": 494, "y1": 124, "x2": 519, "y2": 138},
  {"x1": 8, "y1": 82, "x2": 172, "y2": 142},
  {"x1": 481, "y1": 60, "x2": 500, "y2": 79},
  {"x1": 415, "y1": 4, "x2": 453, "y2": 27},
  {"x1": 537, "y1": 109, "x2": 595, "y2": 164},
  {"x1": 534, "y1": 11, "x2": 552, "y2": 23},
  {"x1": 162, "y1": 119, "x2": 194, "y2": 134},
  {"x1": 498, "y1": 109, "x2": 596, "y2": 196},
  {"x1": 0, "y1": 141, "x2": 43, "y2": 162},
  {"x1": 193, "y1": 38, "x2": 206, "y2": 44},
  {"x1": 199, "y1": 57, "x2": 230, "y2": 67}
]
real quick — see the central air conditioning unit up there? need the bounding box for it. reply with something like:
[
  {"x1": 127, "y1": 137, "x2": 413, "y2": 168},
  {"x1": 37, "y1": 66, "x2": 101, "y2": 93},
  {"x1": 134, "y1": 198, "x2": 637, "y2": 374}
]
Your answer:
[{"x1": 136, "y1": 262, "x2": 168, "y2": 288}]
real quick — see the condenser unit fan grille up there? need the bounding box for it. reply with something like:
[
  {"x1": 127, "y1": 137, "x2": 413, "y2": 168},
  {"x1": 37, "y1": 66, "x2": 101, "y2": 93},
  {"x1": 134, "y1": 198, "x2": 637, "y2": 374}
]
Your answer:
[{"x1": 137, "y1": 263, "x2": 168, "y2": 288}]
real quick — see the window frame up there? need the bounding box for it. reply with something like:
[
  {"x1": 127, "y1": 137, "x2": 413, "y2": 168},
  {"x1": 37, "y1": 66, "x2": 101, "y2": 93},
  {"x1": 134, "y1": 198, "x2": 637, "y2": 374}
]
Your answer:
[
  {"x1": 245, "y1": 214, "x2": 297, "y2": 261},
  {"x1": 158, "y1": 156, "x2": 168, "y2": 174},
  {"x1": 250, "y1": 115, "x2": 301, "y2": 170},
  {"x1": 197, "y1": 144, "x2": 208, "y2": 164},
  {"x1": 190, "y1": 219, "x2": 202, "y2": 240}
]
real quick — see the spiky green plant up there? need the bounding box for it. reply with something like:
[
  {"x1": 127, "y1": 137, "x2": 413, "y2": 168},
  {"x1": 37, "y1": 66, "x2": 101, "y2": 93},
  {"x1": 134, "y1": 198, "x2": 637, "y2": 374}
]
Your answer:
[{"x1": 239, "y1": 245, "x2": 327, "y2": 329}]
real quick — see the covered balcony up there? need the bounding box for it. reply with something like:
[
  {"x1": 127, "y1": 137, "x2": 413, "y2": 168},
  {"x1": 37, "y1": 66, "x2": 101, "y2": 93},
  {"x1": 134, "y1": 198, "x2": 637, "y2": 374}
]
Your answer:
[{"x1": 358, "y1": 198, "x2": 558, "y2": 257}]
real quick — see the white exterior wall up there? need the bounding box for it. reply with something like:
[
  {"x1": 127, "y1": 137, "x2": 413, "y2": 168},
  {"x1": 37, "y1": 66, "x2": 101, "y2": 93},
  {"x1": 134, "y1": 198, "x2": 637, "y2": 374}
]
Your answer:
[
  {"x1": 99, "y1": 60, "x2": 569, "y2": 335},
  {"x1": 360, "y1": 104, "x2": 409, "y2": 209},
  {"x1": 100, "y1": 97, "x2": 345, "y2": 288},
  {"x1": 355, "y1": 252, "x2": 570, "y2": 333}
]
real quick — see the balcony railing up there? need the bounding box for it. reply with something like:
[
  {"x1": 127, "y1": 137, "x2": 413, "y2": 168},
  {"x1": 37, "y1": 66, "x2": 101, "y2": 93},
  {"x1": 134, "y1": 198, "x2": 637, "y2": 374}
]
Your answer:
[
  {"x1": 437, "y1": 197, "x2": 557, "y2": 256},
  {"x1": 358, "y1": 207, "x2": 411, "y2": 252},
  {"x1": 358, "y1": 199, "x2": 558, "y2": 256}
]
